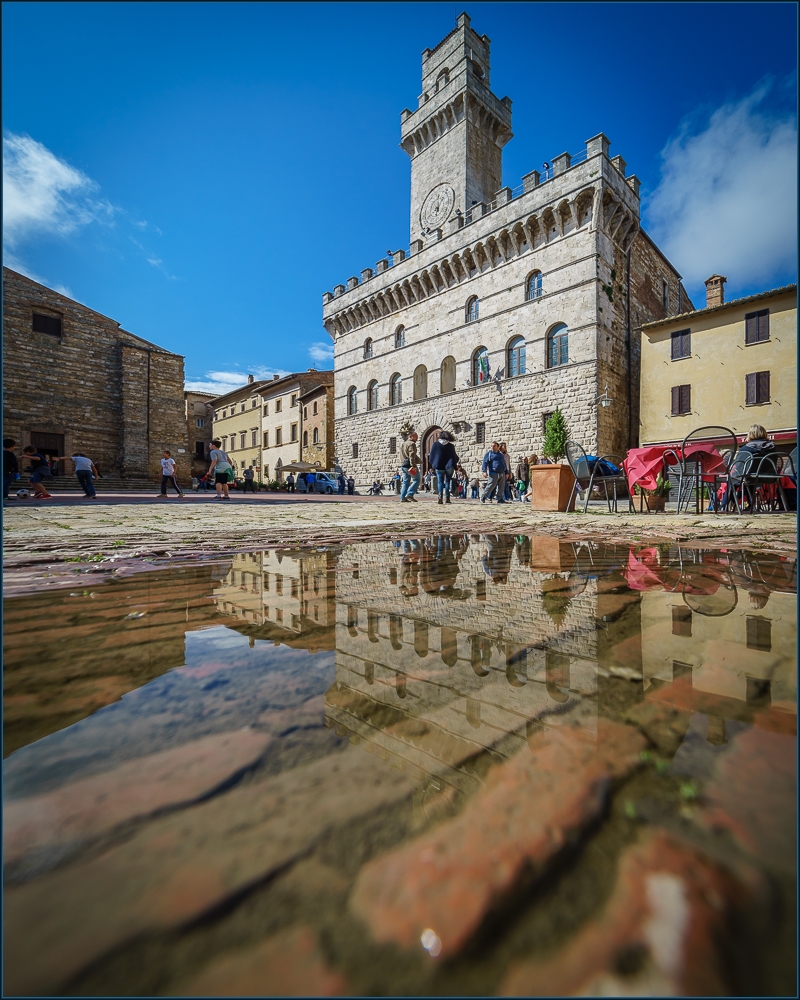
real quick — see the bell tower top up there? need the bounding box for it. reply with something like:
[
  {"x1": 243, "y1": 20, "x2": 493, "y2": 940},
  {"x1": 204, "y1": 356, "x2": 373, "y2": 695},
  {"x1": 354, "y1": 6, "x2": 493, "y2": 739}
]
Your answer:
[{"x1": 401, "y1": 13, "x2": 513, "y2": 243}]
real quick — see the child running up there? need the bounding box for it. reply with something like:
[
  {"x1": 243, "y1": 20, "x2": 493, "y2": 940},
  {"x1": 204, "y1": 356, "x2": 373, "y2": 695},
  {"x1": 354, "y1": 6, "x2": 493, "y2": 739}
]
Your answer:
[{"x1": 158, "y1": 451, "x2": 184, "y2": 497}]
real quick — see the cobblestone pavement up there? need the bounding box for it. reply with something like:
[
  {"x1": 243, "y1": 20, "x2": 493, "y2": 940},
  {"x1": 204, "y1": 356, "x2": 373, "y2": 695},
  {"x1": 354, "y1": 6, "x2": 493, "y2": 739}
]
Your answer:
[{"x1": 3, "y1": 492, "x2": 795, "y2": 596}]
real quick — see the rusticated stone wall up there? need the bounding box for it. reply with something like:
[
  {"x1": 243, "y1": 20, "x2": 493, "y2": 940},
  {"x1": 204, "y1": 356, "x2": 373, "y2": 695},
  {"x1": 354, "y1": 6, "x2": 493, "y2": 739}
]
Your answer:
[{"x1": 3, "y1": 267, "x2": 188, "y2": 482}]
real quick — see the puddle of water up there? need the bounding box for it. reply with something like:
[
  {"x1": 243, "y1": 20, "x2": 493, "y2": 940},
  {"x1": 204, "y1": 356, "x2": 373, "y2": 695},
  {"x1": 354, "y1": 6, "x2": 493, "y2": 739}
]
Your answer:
[{"x1": 3, "y1": 536, "x2": 796, "y2": 996}]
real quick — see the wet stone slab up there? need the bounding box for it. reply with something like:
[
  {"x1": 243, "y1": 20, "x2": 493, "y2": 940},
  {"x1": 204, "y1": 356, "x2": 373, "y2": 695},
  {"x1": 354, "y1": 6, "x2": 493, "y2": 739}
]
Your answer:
[{"x1": 3, "y1": 535, "x2": 796, "y2": 995}]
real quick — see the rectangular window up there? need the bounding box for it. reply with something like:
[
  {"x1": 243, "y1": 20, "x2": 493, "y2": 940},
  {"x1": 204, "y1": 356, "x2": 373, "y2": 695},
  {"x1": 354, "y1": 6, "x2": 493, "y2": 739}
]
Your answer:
[
  {"x1": 240, "y1": 403, "x2": 246, "y2": 412},
  {"x1": 672, "y1": 660, "x2": 693, "y2": 685},
  {"x1": 352, "y1": 442, "x2": 359, "y2": 458},
  {"x1": 240, "y1": 432, "x2": 246, "y2": 449},
  {"x1": 476, "y1": 422, "x2": 486, "y2": 444},
  {"x1": 313, "y1": 401, "x2": 318, "y2": 415},
  {"x1": 32, "y1": 312, "x2": 62, "y2": 337},
  {"x1": 670, "y1": 329, "x2": 691, "y2": 360},
  {"x1": 263, "y1": 431, "x2": 269, "y2": 447},
  {"x1": 251, "y1": 398, "x2": 257, "y2": 407},
  {"x1": 263, "y1": 404, "x2": 268, "y2": 416},
  {"x1": 291, "y1": 394, "x2": 298, "y2": 407},
  {"x1": 291, "y1": 423, "x2": 298, "y2": 442},
  {"x1": 389, "y1": 436, "x2": 397, "y2": 454},
  {"x1": 671, "y1": 606, "x2": 692, "y2": 637},
  {"x1": 275, "y1": 399, "x2": 282, "y2": 412},
  {"x1": 251, "y1": 429, "x2": 258, "y2": 448},
  {"x1": 195, "y1": 417, "x2": 205, "y2": 428},
  {"x1": 303, "y1": 406, "x2": 308, "y2": 419},
  {"x1": 275, "y1": 574, "x2": 283, "y2": 594},
  {"x1": 228, "y1": 436, "x2": 235, "y2": 450},
  {"x1": 746, "y1": 616, "x2": 772, "y2": 651},
  {"x1": 275, "y1": 427, "x2": 282, "y2": 446},
  {"x1": 671, "y1": 384, "x2": 691, "y2": 415},
  {"x1": 194, "y1": 441, "x2": 205, "y2": 459},
  {"x1": 222, "y1": 410, "x2": 227, "y2": 419},
  {"x1": 745, "y1": 309, "x2": 769, "y2": 344},
  {"x1": 746, "y1": 371, "x2": 770, "y2": 405}
]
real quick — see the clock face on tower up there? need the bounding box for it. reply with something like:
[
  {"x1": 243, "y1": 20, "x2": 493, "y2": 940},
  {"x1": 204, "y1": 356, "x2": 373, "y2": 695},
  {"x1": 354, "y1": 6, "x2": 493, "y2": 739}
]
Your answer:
[{"x1": 420, "y1": 184, "x2": 455, "y2": 230}]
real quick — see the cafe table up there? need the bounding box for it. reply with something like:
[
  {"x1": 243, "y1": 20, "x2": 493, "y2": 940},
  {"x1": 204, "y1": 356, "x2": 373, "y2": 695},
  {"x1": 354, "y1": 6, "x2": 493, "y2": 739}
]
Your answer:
[{"x1": 622, "y1": 443, "x2": 726, "y2": 513}]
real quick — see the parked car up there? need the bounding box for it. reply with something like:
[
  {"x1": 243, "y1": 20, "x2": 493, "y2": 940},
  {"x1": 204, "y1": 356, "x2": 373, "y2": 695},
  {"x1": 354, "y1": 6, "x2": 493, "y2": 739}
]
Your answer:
[{"x1": 297, "y1": 471, "x2": 338, "y2": 494}]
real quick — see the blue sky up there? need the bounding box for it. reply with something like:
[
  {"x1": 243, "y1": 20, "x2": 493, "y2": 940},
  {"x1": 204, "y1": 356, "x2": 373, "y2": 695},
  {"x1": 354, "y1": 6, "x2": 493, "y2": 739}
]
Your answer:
[{"x1": 3, "y1": 2, "x2": 797, "y2": 393}]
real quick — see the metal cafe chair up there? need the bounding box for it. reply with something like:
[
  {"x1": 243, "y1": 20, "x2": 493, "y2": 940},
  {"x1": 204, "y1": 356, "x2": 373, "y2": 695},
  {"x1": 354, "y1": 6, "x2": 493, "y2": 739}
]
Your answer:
[
  {"x1": 733, "y1": 454, "x2": 791, "y2": 514},
  {"x1": 565, "y1": 440, "x2": 631, "y2": 514},
  {"x1": 672, "y1": 426, "x2": 739, "y2": 514}
]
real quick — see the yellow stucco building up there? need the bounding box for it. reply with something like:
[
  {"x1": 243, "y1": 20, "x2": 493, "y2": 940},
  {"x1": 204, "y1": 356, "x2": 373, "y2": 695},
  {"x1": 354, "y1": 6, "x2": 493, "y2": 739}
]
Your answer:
[{"x1": 639, "y1": 278, "x2": 796, "y2": 450}]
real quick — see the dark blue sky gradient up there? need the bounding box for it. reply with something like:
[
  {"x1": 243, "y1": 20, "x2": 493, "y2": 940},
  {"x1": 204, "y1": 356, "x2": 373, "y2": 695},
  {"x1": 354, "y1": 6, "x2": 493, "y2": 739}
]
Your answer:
[{"x1": 3, "y1": 2, "x2": 796, "y2": 383}]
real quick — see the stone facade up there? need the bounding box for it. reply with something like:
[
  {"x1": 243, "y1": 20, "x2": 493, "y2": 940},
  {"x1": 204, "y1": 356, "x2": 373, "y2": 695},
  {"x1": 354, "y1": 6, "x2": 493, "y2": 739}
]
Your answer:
[
  {"x1": 185, "y1": 391, "x2": 215, "y2": 477},
  {"x1": 322, "y1": 18, "x2": 692, "y2": 486},
  {"x1": 3, "y1": 267, "x2": 188, "y2": 482},
  {"x1": 300, "y1": 380, "x2": 335, "y2": 471}
]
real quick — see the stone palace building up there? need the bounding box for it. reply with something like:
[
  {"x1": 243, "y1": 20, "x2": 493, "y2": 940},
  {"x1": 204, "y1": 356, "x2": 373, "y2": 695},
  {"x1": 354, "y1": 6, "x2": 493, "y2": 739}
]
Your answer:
[{"x1": 322, "y1": 13, "x2": 693, "y2": 482}]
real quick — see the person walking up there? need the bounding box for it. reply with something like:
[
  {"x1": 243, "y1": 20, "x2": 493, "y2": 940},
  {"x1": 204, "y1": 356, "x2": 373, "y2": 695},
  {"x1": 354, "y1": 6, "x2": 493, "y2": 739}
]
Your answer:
[
  {"x1": 347, "y1": 475, "x2": 355, "y2": 495},
  {"x1": 4, "y1": 439, "x2": 19, "y2": 500},
  {"x1": 286, "y1": 472, "x2": 296, "y2": 493},
  {"x1": 68, "y1": 453, "x2": 99, "y2": 498},
  {"x1": 243, "y1": 466, "x2": 256, "y2": 493},
  {"x1": 208, "y1": 438, "x2": 234, "y2": 500},
  {"x1": 499, "y1": 443, "x2": 513, "y2": 501},
  {"x1": 399, "y1": 431, "x2": 421, "y2": 503},
  {"x1": 470, "y1": 472, "x2": 480, "y2": 499},
  {"x1": 337, "y1": 471, "x2": 346, "y2": 495},
  {"x1": 516, "y1": 455, "x2": 530, "y2": 501},
  {"x1": 21, "y1": 446, "x2": 54, "y2": 498},
  {"x1": 158, "y1": 451, "x2": 184, "y2": 497},
  {"x1": 429, "y1": 430, "x2": 459, "y2": 505},
  {"x1": 481, "y1": 442, "x2": 507, "y2": 504}
]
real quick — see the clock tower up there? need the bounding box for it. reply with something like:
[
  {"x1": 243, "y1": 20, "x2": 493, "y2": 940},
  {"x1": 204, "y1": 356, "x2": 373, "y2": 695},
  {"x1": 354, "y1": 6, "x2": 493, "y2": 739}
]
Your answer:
[{"x1": 401, "y1": 12, "x2": 513, "y2": 243}]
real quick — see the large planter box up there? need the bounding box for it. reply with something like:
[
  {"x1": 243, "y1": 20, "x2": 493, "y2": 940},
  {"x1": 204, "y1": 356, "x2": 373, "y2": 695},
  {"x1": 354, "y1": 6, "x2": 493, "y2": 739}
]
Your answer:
[{"x1": 529, "y1": 464, "x2": 576, "y2": 512}]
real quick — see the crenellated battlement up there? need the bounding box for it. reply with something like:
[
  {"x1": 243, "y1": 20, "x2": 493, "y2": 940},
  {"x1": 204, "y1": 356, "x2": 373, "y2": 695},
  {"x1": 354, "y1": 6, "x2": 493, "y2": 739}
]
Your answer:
[{"x1": 322, "y1": 134, "x2": 640, "y2": 337}]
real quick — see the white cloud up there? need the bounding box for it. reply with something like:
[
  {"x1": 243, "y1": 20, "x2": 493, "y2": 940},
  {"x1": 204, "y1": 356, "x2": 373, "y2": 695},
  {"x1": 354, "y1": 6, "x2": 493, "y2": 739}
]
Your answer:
[
  {"x1": 309, "y1": 341, "x2": 334, "y2": 364},
  {"x1": 646, "y1": 81, "x2": 797, "y2": 300},
  {"x1": 184, "y1": 366, "x2": 290, "y2": 396}
]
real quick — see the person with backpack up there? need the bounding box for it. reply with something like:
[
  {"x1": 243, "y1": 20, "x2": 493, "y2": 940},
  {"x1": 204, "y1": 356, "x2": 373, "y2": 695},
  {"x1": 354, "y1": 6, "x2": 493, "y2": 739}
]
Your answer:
[
  {"x1": 208, "y1": 438, "x2": 233, "y2": 500},
  {"x1": 428, "y1": 430, "x2": 459, "y2": 504}
]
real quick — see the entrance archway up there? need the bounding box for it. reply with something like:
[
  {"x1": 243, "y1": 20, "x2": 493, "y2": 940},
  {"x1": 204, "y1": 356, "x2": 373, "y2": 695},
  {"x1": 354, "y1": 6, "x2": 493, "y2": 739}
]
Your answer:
[{"x1": 422, "y1": 426, "x2": 442, "y2": 474}]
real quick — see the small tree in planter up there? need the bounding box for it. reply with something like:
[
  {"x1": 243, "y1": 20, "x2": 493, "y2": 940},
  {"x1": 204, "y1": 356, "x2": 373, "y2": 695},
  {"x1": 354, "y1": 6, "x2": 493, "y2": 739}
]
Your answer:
[
  {"x1": 399, "y1": 420, "x2": 415, "y2": 441},
  {"x1": 542, "y1": 409, "x2": 569, "y2": 463}
]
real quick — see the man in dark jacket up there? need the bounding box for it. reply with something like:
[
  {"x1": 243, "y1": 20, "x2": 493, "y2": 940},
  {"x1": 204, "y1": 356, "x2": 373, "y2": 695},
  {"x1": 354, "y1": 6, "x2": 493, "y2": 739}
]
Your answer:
[
  {"x1": 481, "y1": 442, "x2": 507, "y2": 503},
  {"x1": 428, "y1": 431, "x2": 459, "y2": 504}
]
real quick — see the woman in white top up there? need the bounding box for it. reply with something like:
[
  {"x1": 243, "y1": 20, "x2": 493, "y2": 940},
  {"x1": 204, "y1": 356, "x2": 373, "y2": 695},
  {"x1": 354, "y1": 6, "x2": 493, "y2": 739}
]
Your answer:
[{"x1": 207, "y1": 438, "x2": 233, "y2": 500}]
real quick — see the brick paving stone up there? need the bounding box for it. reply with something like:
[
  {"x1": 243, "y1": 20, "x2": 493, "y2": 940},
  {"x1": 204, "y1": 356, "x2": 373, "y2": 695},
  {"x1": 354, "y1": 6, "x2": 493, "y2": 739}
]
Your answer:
[
  {"x1": 349, "y1": 719, "x2": 646, "y2": 958},
  {"x1": 698, "y1": 722, "x2": 796, "y2": 874},
  {"x1": 4, "y1": 729, "x2": 272, "y2": 869},
  {"x1": 170, "y1": 926, "x2": 348, "y2": 997},
  {"x1": 4, "y1": 746, "x2": 414, "y2": 996},
  {"x1": 500, "y1": 830, "x2": 755, "y2": 996}
]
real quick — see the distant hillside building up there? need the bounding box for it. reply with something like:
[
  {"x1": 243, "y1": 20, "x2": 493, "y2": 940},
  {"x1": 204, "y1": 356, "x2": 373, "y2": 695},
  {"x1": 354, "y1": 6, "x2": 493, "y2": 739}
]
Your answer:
[
  {"x1": 322, "y1": 13, "x2": 692, "y2": 483},
  {"x1": 3, "y1": 267, "x2": 188, "y2": 483}
]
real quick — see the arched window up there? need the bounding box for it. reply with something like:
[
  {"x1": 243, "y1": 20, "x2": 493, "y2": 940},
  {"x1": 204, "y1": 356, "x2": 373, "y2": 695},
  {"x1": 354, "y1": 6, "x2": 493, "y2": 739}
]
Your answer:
[
  {"x1": 363, "y1": 337, "x2": 373, "y2": 359},
  {"x1": 440, "y1": 355, "x2": 456, "y2": 394},
  {"x1": 367, "y1": 379, "x2": 378, "y2": 410},
  {"x1": 466, "y1": 296, "x2": 479, "y2": 323},
  {"x1": 390, "y1": 373, "x2": 402, "y2": 406},
  {"x1": 526, "y1": 271, "x2": 542, "y2": 300},
  {"x1": 547, "y1": 324, "x2": 569, "y2": 368},
  {"x1": 413, "y1": 364, "x2": 427, "y2": 400},
  {"x1": 508, "y1": 336, "x2": 526, "y2": 378},
  {"x1": 394, "y1": 326, "x2": 405, "y2": 349},
  {"x1": 436, "y1": 68, "x2": 449, "y2": 90},
  {"x1": 472, "y1": 346, "x2": 489, "y2": 385},
  {"x1": 303, "y1": 430, "x2": 308, "y2": 447},
  {"x1": 347, "y1": 386, "x2": 358, "y2": 415},
  {"x1": 313, "y1": 427, "x2": 319, "y2": 444}
]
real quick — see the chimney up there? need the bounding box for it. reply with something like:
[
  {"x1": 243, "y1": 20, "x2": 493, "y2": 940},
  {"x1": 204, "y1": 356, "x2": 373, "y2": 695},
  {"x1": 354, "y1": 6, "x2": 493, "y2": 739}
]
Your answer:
[
  {"x1": 273, "y1": 374, "x2": 280, "y2": 380},
  {"x1": 308, "y1": 367, "x2": 317, "y2": 372},
  {"x1": 247, "y1": 374, "x2": 254, "y2": 384},
  {"x1": 704, "y1": 274, "x2": 727, "y2": 309}
]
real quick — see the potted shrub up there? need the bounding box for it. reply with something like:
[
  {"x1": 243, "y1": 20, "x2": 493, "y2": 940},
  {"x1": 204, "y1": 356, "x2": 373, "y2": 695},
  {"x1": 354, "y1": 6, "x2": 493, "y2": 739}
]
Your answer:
[
  {"x1": 529, "y1": 409, "x2": 575, "y2": 512},
  {"x1": 399, "y1": 420, "x2": 415, "y2": 441},
  {"x1": 633, "y1": 472, "x2": 672, "y2": 511}
]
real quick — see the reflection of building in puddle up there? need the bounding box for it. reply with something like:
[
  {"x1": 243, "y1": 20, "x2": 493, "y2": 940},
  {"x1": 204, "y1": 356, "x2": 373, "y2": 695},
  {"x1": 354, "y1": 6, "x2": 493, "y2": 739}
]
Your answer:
[
  {"x1": 639, "y1": 548, "x2": 796, "y2": 741},
  {"x1": 213, "y1": 549, "x2": 336, "y2": 650},
  {"x1": 324, "y1": 536, "x2": 629, "y2": 820}
]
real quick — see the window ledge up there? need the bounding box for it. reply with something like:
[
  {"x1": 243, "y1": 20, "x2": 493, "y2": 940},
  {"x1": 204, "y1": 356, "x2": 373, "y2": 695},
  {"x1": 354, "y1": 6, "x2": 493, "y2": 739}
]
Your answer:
[
  {"x1": 745, "y1": 339, "x2": 771, "y2": 346},
  {"x1": 745, "y1": 401, "x2": 771, "y2": 407}
]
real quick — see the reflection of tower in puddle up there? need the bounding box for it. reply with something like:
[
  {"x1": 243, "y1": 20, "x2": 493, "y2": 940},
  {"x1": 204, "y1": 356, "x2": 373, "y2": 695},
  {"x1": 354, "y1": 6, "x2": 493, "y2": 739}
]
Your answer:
[
  {"x1": 325, "y1": 536, "x2": 603, "y2": 824},
  {"x1": 213, "y1": 549, "x2": 335, "y2": 635}
]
